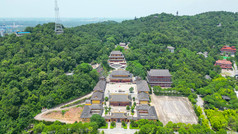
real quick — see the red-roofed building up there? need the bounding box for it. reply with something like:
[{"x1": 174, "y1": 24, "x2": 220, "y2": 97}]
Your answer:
[
  {"x1": 221, "y1": 46, "x2": 236, "y2": 55},
  {"x1": 214, "y1": 59, "x2": 232, "y2": 70}
]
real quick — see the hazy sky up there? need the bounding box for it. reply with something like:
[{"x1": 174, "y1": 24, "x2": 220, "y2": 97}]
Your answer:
[{"x1": 0, "y1": 0, "x2": 237, "y2": 18}]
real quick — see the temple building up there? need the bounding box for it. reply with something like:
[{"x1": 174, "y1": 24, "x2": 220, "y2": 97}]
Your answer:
[
  {"x1": 214, "y1": 59, "x2": 232, "y2": 70},
  {"x1": 80, "y1": 104, "x2": 103, "y2": 122},
  {"x1": 93, "y1": 79, "x2": 106, "y2": 93},
  {"x1": 220, "y1": 45, "x2": 236, "y2": 56},
  {"x1": 104, "y1": 113, "x2": 128, "y2": 122},
  {"x1": 136, "y1": 80, "x2": 150, "y2": 94},
  {"x1": 91, "y1": 92, "x2": 104, "y2": 104},
  {"x1": 119, "y1": 42, "x2": 129, "y2": 50},
  {"x1": 136, "y1": 105, "x2": 158, "y2": 121},
  {"x1": 146, "y1": 69, "x2": 172, "y2": 87},
  {"x1": 109, "y1": 70, "x2": 133, "y2": 83},
  {"x1": 109, "y1": 94, "x2": 131, "y2": 106},
  {"x1": 138, "y1": 92, "x2": 150, "y2": 104},
  {"x1": 108, "y1": 51, "x2": 127, "y2": 69}
]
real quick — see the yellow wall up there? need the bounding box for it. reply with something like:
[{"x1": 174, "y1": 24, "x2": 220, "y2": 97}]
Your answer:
[
  {"x1": 140, "y1": 101, "x2": 149, "y2": 104},
  {"x1": 92, "y1": 100, "x2": 100, "y2": 104}
]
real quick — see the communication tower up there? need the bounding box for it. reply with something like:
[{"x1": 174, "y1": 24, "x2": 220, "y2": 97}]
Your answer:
[{"x1": 55, "y1": 0, "x2": 64, "y2": 34}]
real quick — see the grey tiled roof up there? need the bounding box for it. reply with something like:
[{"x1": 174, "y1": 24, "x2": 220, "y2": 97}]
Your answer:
[
  {"x1": 136, "y1": 105, "x2": 158, "y2": 120},
  {"x1": 147, "y1": 69, "x2": 172, "y2": 77},
  {"x1": 111, "y1": 51, "x2": 123, "y2": 55},
  {"x1": 91, "y1": 92, "x2": 104, "y2": 101},
  {"x1": 138, "y1": 92, "x2": 150, "y2": 101},
  {"x1": 136, "y1": 80, "x2": 150, "y2": 92},
  {"x1": 93, "y1": 80, "x2": 106, "y2": 92},
  {"x1": 110, "y1": 70, "x2": 131, "y2": 76},
  {"x1": 110, "y1": 113, "x2": 127, "y2": 119},
  {"x1": 80, "y1": 104, "x2": 103, "y2": 118},
  {"x1": 109, "y1": 94, "x2": 131, "y2": 102}
]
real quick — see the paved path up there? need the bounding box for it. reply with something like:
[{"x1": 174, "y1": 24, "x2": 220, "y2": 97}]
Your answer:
[
  {"x1": 196, "y1": 95, "x2": 212, "y2": 129},
  {"x1": 34, "y1": 92, "x2": 93, "y2": 123}
]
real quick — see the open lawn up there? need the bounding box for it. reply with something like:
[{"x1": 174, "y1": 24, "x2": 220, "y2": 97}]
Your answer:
[{"x1": 151, "y1": 95, "x2": 198, "y2": 125}]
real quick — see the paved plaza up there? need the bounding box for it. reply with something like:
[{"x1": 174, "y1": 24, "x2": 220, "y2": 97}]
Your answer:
[{"x1": 151, "y1": 95, "x2": 198, "y2": 125}]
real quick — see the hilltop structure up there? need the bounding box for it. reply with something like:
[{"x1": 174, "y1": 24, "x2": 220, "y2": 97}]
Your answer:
[
  {"x1": 108, "y1": 51, "x2": 127, "y2": 69},
  {"x1": 146, "y1": 69, "x2": 172, "y2": 87},
  {"x1": 119, "y1": 42, "x2": 129, "y2": 50},
  {"x1": 167, "y1": 46, "x2": 175, "y2": 53},
  {"x1": 214, "y1": 59, "x2": 232, "y2": 70},
  {"x1": 220, "y1": 46, "x2": 236, "y2": 56}
]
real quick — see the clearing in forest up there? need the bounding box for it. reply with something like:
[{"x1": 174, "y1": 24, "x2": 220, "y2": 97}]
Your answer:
[
  {"x1": 151, "y1": 95, "x2": 198, "y2": 125},
  {"x1": 42, "y1": 106, "x2": 84, "y2": 123}
]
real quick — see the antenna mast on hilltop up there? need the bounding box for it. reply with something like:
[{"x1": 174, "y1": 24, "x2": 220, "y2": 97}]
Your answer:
[{"x1": 55, "y1": 0, "x2": 64, "y2": 34}]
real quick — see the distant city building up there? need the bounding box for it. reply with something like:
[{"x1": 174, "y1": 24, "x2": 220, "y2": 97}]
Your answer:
[
  {"x1": 109, "y1": 70, "x2": 133, "y2": 83},
  {"x1": 146, "y1": 69, "x2": 172, "y2": 87},
  {"x1": 108, "y1": 51, "x2": 127, "y2": 69},
  {"x1": 220, "y1": 46, "x2": 236, "y2": 56},
  {"x1": 15, "y1": 32, "x2": 30, "y2": 37},
  {"x1": 214, "y1": 59, "x2": 232, "y2": 70},
  {"x1": 167, "y1": 46, "x2": 175, "y2": 53}
]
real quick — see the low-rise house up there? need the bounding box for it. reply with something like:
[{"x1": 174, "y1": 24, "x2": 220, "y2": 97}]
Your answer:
[
  {"x1": 91, "y1": 92, "x2": 104, "y2": 104},
  {"x1": 167, "y1": 46, "x2": 175, "y2": 53},
  {"x1": 136, "y1": 80, "x2": 150, "y2": 94},
  {"x1": 109, "y1": 94, "x2": 131, "y2": 106},
  {"x1": 136, "y1": 105, "x2": 158, "y2": 121},
  {"x1": 80, "y1": 104, "x2": 103, "y2": 122},
  {"x1": 138, "y1": 92, "x2": 150, "y2": 104},
  {"x1": 109, "y1": 70, "x2": 133, "y2": 83},
  {"x1": 214, "y1": 59, "x2": 232, "y2": 70},
  {"x1": 220, "y1": 45, "x2": 236, "y2": 56},
  {"x1": 146, "y1": 69, "x2": 172, "y2": 87}
]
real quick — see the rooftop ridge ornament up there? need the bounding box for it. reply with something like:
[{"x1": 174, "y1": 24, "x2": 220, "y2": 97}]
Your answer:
[{"x1": 55, "y1": 0, "x2": 64, "y2": 35}]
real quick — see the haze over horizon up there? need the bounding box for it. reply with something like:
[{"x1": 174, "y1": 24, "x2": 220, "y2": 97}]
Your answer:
[{"x1": 0, "y1": 0, "x2": 237, "y2": 18}]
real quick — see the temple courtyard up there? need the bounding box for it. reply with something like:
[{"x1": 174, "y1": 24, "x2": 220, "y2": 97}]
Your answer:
[{"x1": 151, "y1": 95, "x2": 198, "y2": 125}]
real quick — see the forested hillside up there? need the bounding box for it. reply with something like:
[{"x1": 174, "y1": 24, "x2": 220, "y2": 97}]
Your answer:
[{"x1": 1, "y1": 11, "x2": 238, "y2": 133}]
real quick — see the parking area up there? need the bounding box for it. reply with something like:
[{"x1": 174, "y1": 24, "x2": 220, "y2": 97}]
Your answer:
[{"x1": 151, "y1": 95, "x2": 198, "y2": 125}]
